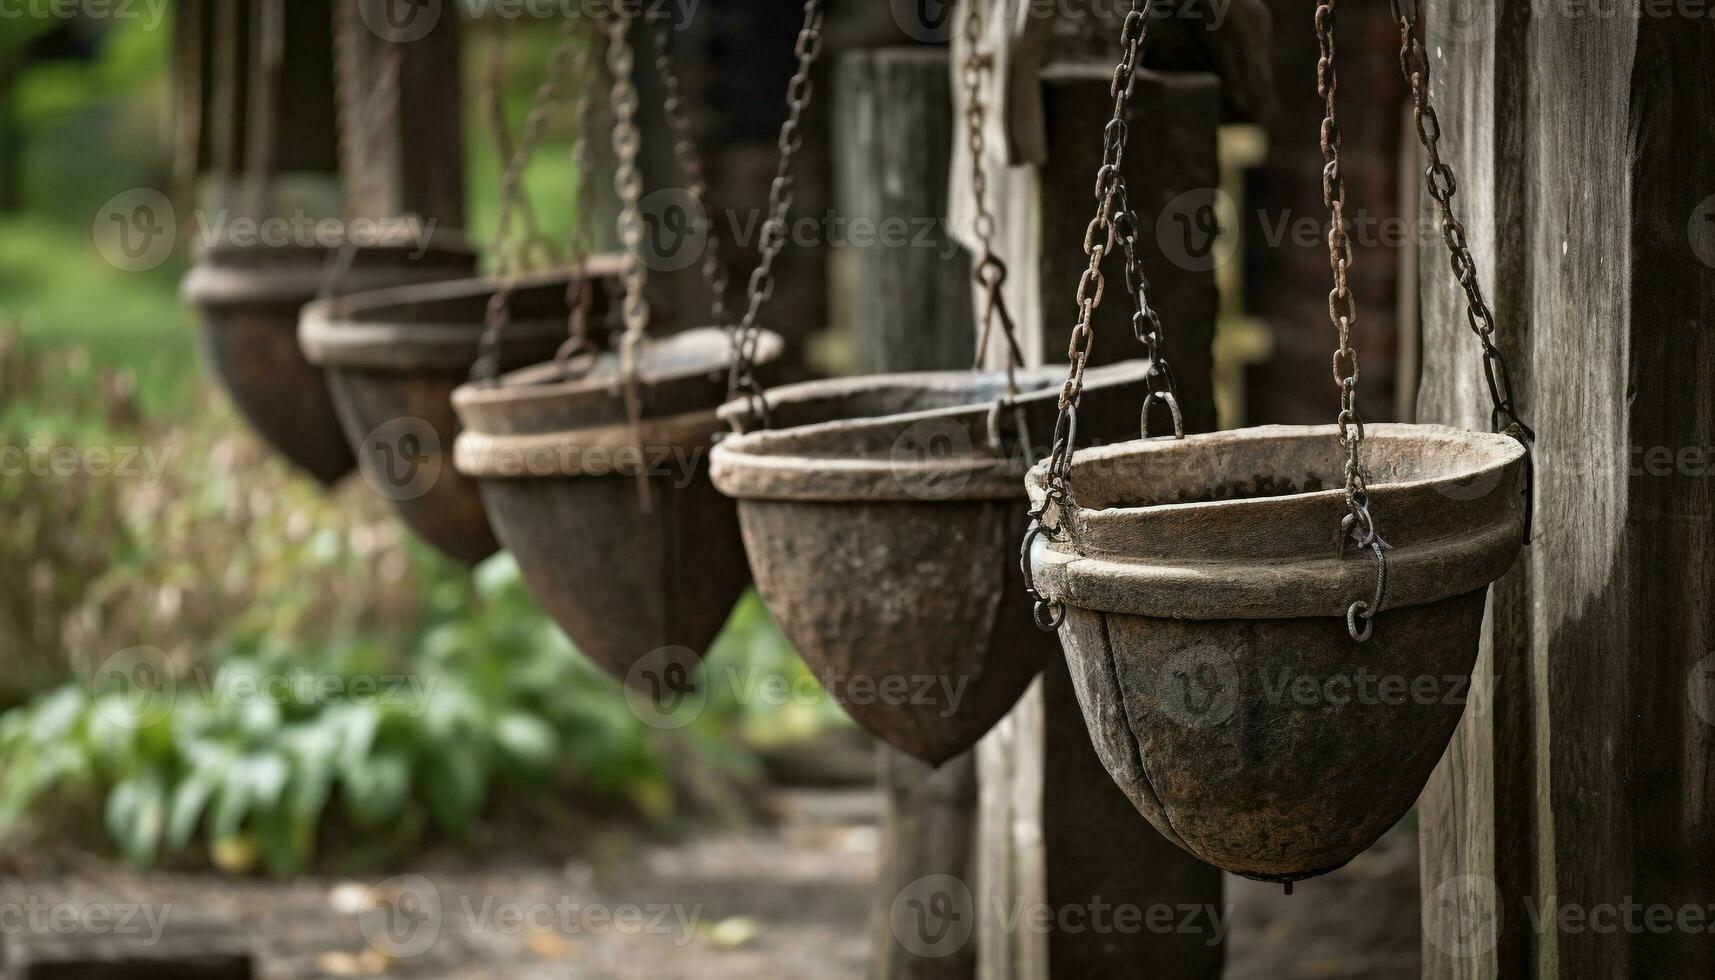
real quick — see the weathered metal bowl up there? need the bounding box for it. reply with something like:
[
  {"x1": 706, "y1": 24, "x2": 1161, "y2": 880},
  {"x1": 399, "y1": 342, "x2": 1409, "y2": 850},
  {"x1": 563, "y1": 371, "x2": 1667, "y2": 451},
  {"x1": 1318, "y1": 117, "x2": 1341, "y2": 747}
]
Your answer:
[
  {"x1": 1025, "y1": 424, "x2": 1528, "y2": 882},
  {"x1": 299, "y1": 259, "x2": 625, "y2": 566},
  {"x1": 451, "y1": 328, "x2": 783, "y2": 683},
  {"x1": 182, "y1": 238, "x2": 477, "y2": 485},
  {"x1": 707, "y1": 361, "x2": 1155, "y2": 765}
]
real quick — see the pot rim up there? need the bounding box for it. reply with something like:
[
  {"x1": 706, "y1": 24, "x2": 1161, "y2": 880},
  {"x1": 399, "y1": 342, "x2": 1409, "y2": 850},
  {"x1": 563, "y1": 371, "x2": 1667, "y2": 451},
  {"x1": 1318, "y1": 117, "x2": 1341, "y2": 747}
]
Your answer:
[
  {"x1": 296, "y1": 260, "x2": 624, "y2": 372},
  {"x1": 449, "y1": 327, "x2": 783, "y2": 479},
  {"x1": 709, "y1": 361, "x2": 1154, "y2": 503},
  {"x1": 1026, "y1": 424, "x2": 1528, "y2": 619},
  {"x1": 451, "y1": 326, "x2": 780, "y2": 409},
  {"x1": 182, "y1": 233, "x2": 479, "y2": 309}
]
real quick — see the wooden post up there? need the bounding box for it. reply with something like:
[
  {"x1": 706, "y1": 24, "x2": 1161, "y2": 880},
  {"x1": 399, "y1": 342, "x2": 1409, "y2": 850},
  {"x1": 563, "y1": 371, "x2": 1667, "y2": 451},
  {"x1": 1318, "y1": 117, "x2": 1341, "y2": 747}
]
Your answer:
[
  {"x1": 968, "y1": 61, "x2": 1226, "y2": 980},
  {"x1": 175, "y1": 0, "x2": 463, "y2": 225},
  {"x1": 833, "y1": 47, "x2": 980, "y2": 980},
  {"x1": 338, "y1": 0, "x2": 465, "y2": 224},
  {"x1": 1416, "y1": 3, "x2": 1715, "y2": 977}
]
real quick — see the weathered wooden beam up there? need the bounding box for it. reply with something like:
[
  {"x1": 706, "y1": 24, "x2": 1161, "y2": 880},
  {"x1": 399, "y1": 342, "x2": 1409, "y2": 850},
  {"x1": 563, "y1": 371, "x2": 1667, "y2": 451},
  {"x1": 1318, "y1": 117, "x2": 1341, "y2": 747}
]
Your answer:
[
  {"x1": 1417, "y1": 3, "x2": 1715, "y2": 977},
  {"x1": 832, "y1": 46, "x2": 980, "y2": 980},
  {"x1": 3, "y1": 917, "x2": 253, "y2": 980},
  {"x1": 337, "y1": 0, "x2": 465, "y2": 224},
  {"x1": 970, "y1": 62, "x2": 1226, "y2": 980}
]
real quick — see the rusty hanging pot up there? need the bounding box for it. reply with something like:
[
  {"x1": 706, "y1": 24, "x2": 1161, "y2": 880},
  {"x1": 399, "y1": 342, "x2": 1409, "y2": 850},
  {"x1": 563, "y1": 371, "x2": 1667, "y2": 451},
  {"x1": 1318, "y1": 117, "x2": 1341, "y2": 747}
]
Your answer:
[
  {"x1": 708, "y1": 362, "x2": 1156, "y2": 765},
  {"x1": 182, "y1": 237, "x2": 478, "y2": 484},
  {"x1": 298, "y1": 259, "x2": 625, "y2": 565},
  {"x1": 1024, "y1": 423, "x2": 1527, "y2": 882},
  {"x1": 450, "y1": 328, "x2": 783, "y2": 681}
]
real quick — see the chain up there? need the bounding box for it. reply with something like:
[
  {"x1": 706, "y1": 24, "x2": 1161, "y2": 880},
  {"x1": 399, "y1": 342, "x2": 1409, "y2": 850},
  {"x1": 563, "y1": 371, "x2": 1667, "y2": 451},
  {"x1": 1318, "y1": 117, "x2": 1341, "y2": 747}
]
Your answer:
[
  {"x1": 1036, "y1": 0, "x2": 1170, "y2": 510},
  {"x1": 473, "y1": 16, "x2": 586, "y2": 381},
  {"x1": 609, "y1": 15, "x2": 650, "y2": 358},
  {"x1": 556, "y1": 22, "x2": 605, "y2": 374},
  {"x1": 1025, "y1": 0, "x2": 1178, "y2": 632},
  {"x1": 650, "y1": 15, "x2": 732, "y2": 328},
  {"x1": 726, "y1": 0, "x2": 826, "y2": 432},
  {"x1": 608, "y1": 14, "x2": 655, "y2": 512},
  {"x1": 1389, "y1": 0, "x2": 1527, "y2": 435},
  {"x1": 324, "y1": 0, "x2": 404, "y2": 302},
  {"x1": 1391, "y1": 0, "x2": 1536, "y2": 542},
  {"x1": 1316, "y1": 1, "x2": 1389, "y2": 642},
  {"x1": 961, "y1": 3, "x2": 1024, "y2": 390}
]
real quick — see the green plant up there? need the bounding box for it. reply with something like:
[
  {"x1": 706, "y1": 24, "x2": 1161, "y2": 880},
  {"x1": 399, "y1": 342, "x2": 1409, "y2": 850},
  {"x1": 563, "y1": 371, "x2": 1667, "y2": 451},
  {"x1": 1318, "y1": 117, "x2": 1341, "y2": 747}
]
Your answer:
[{"x1": 0, "y1": 332, "x2": 842, "y2": 875}]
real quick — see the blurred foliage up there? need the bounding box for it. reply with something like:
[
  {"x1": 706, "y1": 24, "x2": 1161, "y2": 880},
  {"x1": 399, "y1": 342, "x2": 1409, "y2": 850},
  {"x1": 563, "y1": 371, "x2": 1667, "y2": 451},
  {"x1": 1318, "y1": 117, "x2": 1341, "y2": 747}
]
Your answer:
[
  {"x1": 0, "y1": 15, "x2": 847, "y2": 875},
  {"x1": 0, "y1": 329, "x2": 846, "y2": 874}
]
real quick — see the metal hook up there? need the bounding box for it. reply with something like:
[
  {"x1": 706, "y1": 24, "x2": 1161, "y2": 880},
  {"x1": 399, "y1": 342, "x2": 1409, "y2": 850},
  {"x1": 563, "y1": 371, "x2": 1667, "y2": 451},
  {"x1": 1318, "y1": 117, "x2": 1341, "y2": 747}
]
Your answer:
[
  {"x1": 1021, "y1": 521, "x2": 1066, "y2": 632},
  {"x1": 1142, "y1": 390, "x2": 1185, "y2": 441}
]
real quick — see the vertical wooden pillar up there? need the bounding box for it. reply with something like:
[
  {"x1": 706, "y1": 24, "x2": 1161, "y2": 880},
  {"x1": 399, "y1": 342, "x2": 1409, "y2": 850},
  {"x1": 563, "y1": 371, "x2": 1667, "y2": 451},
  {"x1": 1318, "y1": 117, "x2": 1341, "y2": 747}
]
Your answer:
[
  {"x1": 972, "y1": 65, "x2": 1226, "y2": 980},
  {"x1": 175, "y1": 0, "x2": 463, "y2": 226},
  {"x1": 1416, "y1": 3, "x2": 1715, "y2": 977},
  {"x1": 339, "y1": 0, "x2": 465, "y2": 224},
  {"x1": 833, "y1": 47, "x2": 980, "y2": 980}
]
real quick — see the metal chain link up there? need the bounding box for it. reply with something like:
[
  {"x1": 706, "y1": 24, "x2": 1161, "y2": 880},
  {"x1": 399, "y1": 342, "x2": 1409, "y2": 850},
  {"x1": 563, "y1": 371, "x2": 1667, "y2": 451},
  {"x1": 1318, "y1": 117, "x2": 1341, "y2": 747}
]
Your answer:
[
  {"x1": 608, "y1": 14, "x2": 655, "y2": 512},
  {"x1": 472, "y1": 17, "x2": 587, "y2": 382},
  {"x1": 961, "y1": 0, "x2": 1033, "y2": 457},
  {"x1": 650, "y1": 15, "x2": 732, "y2": 329},
  {"x1": 1317, "y1": 1, "x2": 1388, "y2": 642},
  {"x1": 556, "y1": 21, "x2": 605, "y2": 375},
  {"x1": 726, "y1": 0, "x2": 826, "y2": 432},
  {"x1": 1390, "y1": 0, "x2": 1536, "y2": 542},
  {"x1": 1025, "y1": 0, "x2": 1181, "y2": 632},
  {"x1": 608, "y1": 15, "x2": 650, "y2": 358}
]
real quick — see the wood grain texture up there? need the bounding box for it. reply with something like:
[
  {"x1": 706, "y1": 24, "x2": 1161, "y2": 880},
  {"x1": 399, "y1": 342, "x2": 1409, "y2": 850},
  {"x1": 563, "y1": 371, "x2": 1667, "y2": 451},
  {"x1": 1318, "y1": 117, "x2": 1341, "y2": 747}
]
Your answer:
[
  {"x1": 971, "y1": 58, "x2": 1225, "y2": 980},
  {"x1": 833, "y1": 47, "x2": 980, "y2": 980},
  {"x1": 1417, "y1": 2, "x2": 1715, "y2": 976}
]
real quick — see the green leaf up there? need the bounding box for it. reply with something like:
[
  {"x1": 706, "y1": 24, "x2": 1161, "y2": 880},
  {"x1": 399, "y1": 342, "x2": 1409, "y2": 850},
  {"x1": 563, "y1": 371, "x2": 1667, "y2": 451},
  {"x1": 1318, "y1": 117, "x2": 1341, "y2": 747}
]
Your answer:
[
  {"x1": 106, "y1": 772, "x2": 165, "y2": 866},
  {"x1": 341, "y1": 748, "x2": 411, "y2": 830},
  {"x1": 422, "y1": 739, "x2": 488, "y2": 837},
  {"x1": 492, "y1": 712, "x2": 559, "y2": 779},
  {"x1": 165, "y1": 773, "x2": 216, "y2": 852}
]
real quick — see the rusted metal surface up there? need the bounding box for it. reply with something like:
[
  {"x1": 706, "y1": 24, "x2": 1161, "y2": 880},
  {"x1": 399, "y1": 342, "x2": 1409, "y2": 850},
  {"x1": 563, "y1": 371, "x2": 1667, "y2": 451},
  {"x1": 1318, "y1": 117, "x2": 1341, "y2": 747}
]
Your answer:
[
  {"x1": 451, "y1": 328, "x2": 782, "y2": 683},
  {"x1": 1024, "y1": 424, "x2": 1527, "y2": 882},
  {"x1": 708, "y1": 362, "x2": 1154, "y2": 765},
  {"x1": 300, "y1": 261, "x2": 624, "y2": 566},
  {"x1": 182, "y1": 239, "x2": 476, "y2": 485}
]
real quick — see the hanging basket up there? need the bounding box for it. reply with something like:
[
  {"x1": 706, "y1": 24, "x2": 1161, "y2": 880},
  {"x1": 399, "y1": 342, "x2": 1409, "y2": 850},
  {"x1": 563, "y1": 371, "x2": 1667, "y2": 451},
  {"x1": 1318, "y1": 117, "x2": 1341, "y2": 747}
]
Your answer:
[
  {"x1": 298, "y1": 259, "x2": 624, "y2": 565},
  {"x1": 182, "y1": 237, "x2": 478, "y2": 484},
  {"x1": 708, "y1": 362, "x2": 1156, "y2": 765},
  {"x1": 450, "y1": 327, "x2": 783, "y2": 681},
  {"x1": 1024, "y1": 423, "x2": 1527, "y2": 882}
]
